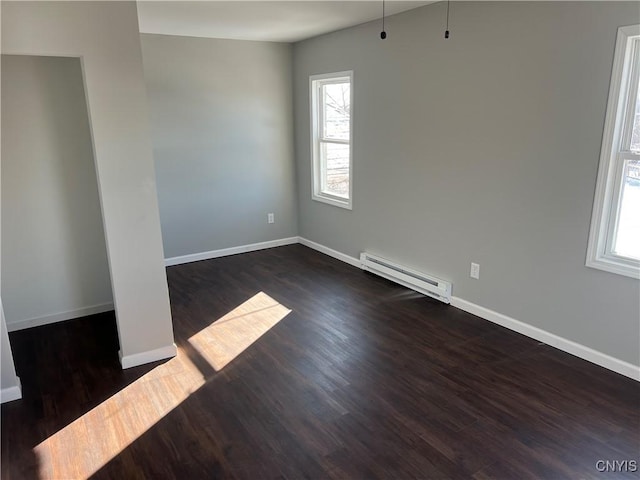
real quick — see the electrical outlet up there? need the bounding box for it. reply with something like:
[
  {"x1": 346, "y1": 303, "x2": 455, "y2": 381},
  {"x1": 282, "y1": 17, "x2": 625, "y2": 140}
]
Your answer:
[
  {"x1": 267, "y1": 213, "x2": 275, "y2": 224},
  {"x1": 470, "y1": 262, "x2": 480, "y2": 279}
]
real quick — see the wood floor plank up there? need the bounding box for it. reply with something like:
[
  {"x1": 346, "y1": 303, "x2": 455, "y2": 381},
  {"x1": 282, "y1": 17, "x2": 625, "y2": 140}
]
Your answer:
[{"x1": 2, "y1": 244, "x2": 638, "y2": 479}]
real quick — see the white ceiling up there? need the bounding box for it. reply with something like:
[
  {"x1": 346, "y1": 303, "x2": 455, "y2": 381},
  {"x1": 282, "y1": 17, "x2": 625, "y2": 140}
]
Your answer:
[{"x1": 137, "y1": 1, "x2": 433, "y2": 43}]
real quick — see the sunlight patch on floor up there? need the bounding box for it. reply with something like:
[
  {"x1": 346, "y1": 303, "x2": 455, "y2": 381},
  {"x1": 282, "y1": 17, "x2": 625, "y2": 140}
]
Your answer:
[
  {"x1": 189, "y1": 291, "x2": 291, "y2": 371},
  {"x1": 33, "y1": 348, "x2": 204, "y2": 479},
  {"x1": 33, "y1": 291, "x2": 290, "y2": 479}
]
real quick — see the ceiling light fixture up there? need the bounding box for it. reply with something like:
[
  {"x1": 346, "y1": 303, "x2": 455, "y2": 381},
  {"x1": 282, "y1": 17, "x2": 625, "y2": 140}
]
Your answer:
[
  {"x1": 380, "y1": 0, "x2": 387, "y2": 39},
  {"x1": 444, "y1": 0, "x2": 451, "y2": 39}
]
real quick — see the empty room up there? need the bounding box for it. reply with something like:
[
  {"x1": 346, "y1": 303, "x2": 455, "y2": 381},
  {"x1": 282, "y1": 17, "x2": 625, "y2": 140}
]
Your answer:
[{"x1": 1, "y1": 1, "x2": 639, "y2": 479}]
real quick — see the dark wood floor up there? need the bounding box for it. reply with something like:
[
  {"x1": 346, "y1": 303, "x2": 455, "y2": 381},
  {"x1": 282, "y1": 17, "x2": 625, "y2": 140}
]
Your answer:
[{"x1": 2, "y1": 244, "x2": 639, "y2": 479}]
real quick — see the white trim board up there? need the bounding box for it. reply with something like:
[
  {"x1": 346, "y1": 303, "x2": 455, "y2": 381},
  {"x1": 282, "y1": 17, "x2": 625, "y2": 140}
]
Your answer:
[
  {"x1": 295, "y1": 238, "x2": 639, "y2": 381},
  {"x1": 165, "y1": 237, "x2": 299, "y2": 267},
  {"x1": 6, "y1": 302, "x2": 114, "y2": 332},
  {"x1": 297, "y1": 237, "x2": 360, "y2": 267},
  {"x1": 450, "y1": 297, "x2": 640, "y2": 381},
  {"x1": 119, "y1": 343, "x2": 177, "y2": 369},
  {"x1": 162, "y1": 237, "x2": 639, "y2": 380},
  {"x1": 1, "y1": 379, "x2": 22, "y2": 404}
]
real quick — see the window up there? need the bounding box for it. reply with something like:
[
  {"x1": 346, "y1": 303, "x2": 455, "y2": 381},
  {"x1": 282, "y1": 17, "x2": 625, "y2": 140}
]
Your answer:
[
  {"x1": 310, "y1": 71, "x2": 353, "y2": 209},
  {"x1": 587, "y1": 25, "x2": 640, "y2": 279}
]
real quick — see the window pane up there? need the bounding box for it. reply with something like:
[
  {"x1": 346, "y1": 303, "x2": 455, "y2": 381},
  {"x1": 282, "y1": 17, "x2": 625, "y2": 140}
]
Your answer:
[
  {"x1": 322, "y1": 83, "x2": 350, "y2": 140},
  {"x1": 613, "y1": 159, "x2": 640, "y2": 259},
  {"x1": 321, "y1": 142, "x2": 349, "y2": 197},
  {"x1": 631, "y1": 78, "x2": 640, "y2": 152}
]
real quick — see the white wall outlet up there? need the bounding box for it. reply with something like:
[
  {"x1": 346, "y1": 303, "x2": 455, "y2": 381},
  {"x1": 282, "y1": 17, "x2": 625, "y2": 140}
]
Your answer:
[
  {"x1": 267, "y1": 213, "x2": 275, "y2": 224},
  {"x1": 470, "y1": 262, "x2": 480, "y2": 279}
]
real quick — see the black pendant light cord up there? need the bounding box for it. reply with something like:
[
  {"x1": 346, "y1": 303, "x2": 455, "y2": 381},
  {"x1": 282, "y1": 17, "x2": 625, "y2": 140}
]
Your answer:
[
  {"x1": 444, "y1": 0, "x2": 450, "y2": 39},
  {"x1": 380, "y1": 0, "x2": 387, "y2": 39}
]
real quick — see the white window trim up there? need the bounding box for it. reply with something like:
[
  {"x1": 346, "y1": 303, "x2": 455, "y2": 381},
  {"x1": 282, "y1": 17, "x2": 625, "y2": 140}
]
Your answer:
[
  {"x1": 586, "y1": 24, "x2": 640, "y2": 279},
  {"x1": 310, "y1": 71, "x2": 353, "y2": 210}
]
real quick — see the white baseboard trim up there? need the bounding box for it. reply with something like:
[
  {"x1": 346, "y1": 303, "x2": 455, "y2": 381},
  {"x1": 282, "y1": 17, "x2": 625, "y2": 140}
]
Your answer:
[
  {"x1": 119, "y1": 343, "x2": 177, "y2": 369},
  {"x1": 450, "y1": 297, "x2": 640, "y2": 381},
  {"x1": 165, "y1": 237, "x2": 299, "y2": 267},
  {"x1": 6, "y1": 303, "x2": 115, "y2": 332},
  {"x1": 297, "y1": 237, "x2": 360, "y2": 268},
  {"x1": 1, "y1": 379, "x2": 22, "y2": 404},
  {"x1": 295, "y1": 237, "x2": 639, "y2": 381}
]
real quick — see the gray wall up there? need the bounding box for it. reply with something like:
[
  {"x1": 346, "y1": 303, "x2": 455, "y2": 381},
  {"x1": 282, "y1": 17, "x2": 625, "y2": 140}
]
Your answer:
[
  {"x1": 293, "y1": 2, "x2": 640, "y2": 366},
  {"x1": 0, "y1": 7, "x2": 20, "y2": 397},
  {"x1": 141, "y1": 34, "x2": 297, "y2": 259},
  {"x1": 3, "y1": 1, "x2": 175, "y2": 365},
  {"x1": 1, "y1": 55, "x2": 112, "y2": 328}
]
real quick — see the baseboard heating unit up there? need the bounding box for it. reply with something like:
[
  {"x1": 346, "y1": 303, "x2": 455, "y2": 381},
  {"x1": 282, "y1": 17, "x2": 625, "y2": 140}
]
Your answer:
[{"x1": 360, "y1": 252, "x2": 452, "y2": 304}]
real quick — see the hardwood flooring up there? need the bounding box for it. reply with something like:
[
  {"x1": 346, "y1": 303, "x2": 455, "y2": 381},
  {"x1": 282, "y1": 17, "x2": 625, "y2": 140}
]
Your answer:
[{"x1": 2, "y1": 244, "x2": 639, "y2": 479}]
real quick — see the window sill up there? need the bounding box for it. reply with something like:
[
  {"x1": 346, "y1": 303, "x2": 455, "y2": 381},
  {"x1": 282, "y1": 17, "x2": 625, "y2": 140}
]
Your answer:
[
  {"x1": 312, "y1": 194, "x2": 352, "y2": 210},
  {"x1": 586, "y1": 255, "x2": 640, "y2": 280}
]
